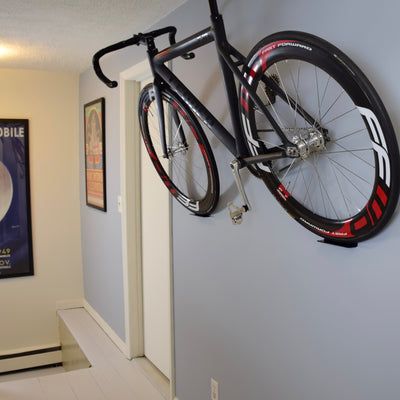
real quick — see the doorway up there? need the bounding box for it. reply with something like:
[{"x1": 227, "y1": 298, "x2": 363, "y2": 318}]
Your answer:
[
  {"x1": 120, "y1": 60, "x2": 175, "y2": 397},
  {"x1": 140, "y1": 76, "x2": 172, "y2": 378}
]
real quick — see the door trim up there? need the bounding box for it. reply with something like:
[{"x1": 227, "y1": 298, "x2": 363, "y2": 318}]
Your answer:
[{"x1": 119, "y1": 59, "x2": 176, "y2": 399}]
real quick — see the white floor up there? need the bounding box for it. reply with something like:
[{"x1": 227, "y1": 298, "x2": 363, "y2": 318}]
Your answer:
[{"x1": 0, "y1": 309, "x2": 168, "y2": 400}]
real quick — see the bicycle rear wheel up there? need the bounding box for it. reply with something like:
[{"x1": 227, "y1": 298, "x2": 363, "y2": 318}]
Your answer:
[
  {"x1": 239, "y1": 31, "x2": 400, "y2": 243},
  {"x1": 139, "y1": 84, "x2": 219, "y2": 216}
]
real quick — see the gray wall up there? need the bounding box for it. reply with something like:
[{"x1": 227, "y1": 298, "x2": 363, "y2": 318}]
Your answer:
[
  {"x1": 80, "y1": 59, "x2": 127, "y2": 340},
  {"x1": 80, "y1": 0, "x2": 400, "y2": 398}
]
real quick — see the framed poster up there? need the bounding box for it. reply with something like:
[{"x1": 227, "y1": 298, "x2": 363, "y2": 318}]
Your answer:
[
  {"x1": 84, "y1": 98, "x2": 107, "y2": 211},
  {"x1": 0, "y1": 119, "x2": 34, "y2": 279}
]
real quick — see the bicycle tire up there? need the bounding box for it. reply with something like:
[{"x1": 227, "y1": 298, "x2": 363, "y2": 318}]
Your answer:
[
  {"x1": 138, "y1": 83, "x2": 220, "y2": 216},
  {"x1": 239, "y1": 31, "x2": 400, "y2": 243}
]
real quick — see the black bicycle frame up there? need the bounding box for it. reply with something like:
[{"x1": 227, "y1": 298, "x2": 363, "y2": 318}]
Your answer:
[
  {"x1": 147, "y1": 0, "x2": 290, "y2": 163},
  {"x1": 93, "y1": 0, "x2": 307, "y2": 165}
]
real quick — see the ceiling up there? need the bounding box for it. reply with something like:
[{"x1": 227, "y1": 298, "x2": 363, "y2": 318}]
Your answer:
[{"x1": 0, "y1": 0, "x2": 185, "y2": 72}]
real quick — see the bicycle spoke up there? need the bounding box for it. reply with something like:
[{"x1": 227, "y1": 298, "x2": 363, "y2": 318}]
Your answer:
[
  {"x1": 256, "y1": 90, "x2": 287, "y2": 129},
  {"x1": 172, "y1": 151, "x2": 207, "y2": 193},
  {"x1": 329, "y1": 160, "x2": 369, "y2": 201},
  {"x1": 320, "y1": 89, "x2": 345, "y2": 122},
  {"x1": 330, "y1": 141, "x2": 375, "y2": 168},
  {"x1": 328, "y1": 156, "x2": 362, "y2": 215},
  {"x1": 314, "y1": 66, "x2": 322, "y2": 126},
  {"x1": 288, "y1": 61, "x2": 301, "y2": 128},
  {"x1": 325, "y1": 156, "x2": 372, "y2": 186},
  {"x1": 278, "y1": 158, "x2": 300, "y2": 174},
  {"x1": 145, "y1": 98, "x2": 211, "y2": 203},
  {"x1": 280, "y1": 158, "x2": 298, "y2": 183},
  {"x1": 313, "y1": 154, "x2": 328, "y2": 217},
  {"x1": 173, "y1": 119, "x2": 184, "y2": 144},
  {"x1": 245, "y1": 57, "x2": 382, "y2": 224},
  {"x1": 236, "y1": 41, "x2": 392, "y2": 234},
  {"x1": 174, "y1": 152, "x2": 206, "y2": 173},
  {"x1": 327, "y1": 157, "x2": 351, "y2": 218},
  {"x1": 293, "y1": 62, "x2": 308, "y2": 129},
  {"x1": 305, "y1": 157, "x2": 339, "y2": 219},
  {"x1": 323, "y1": 148, "x2": 373, "y2": 154},
  {"x1": 319, "y1": 74, "x2": 331, "y2": 116},
  {"x1": 172, "y1": 157, "x2": 207, "y2": 194},
  {"x1": 331, "y1": 127, "x2": 367, "y2": 142},
  {"x1": 275, "y1": 62, "x2": 296, "y2": 121},
  {"x1": 287, "y1": 159, "x2": 303, "y2": 194},
  {"x1": 149, "y1": 123, "x2": 206, "y2": 175},
  {"x1": 323, "y1": 107, "x2": 357, "y2": 126},
  {"x1": 301, "y1": 166, "x2": 315, "y2": 213}
]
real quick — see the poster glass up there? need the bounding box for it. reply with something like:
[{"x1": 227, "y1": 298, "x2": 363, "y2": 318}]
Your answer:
[{"x1": 0, "y1": 119, "x2": 34, "y2": 279}]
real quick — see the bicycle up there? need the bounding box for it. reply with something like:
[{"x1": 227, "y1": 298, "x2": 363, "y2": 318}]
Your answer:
[{"x1": 93, "y1": 0, "x2": 400, "y2": 245}]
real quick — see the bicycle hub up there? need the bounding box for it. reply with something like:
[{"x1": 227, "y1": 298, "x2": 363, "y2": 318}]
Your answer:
[{"x1": 287, "y1": 129, "x2": 326, "y2": 159}]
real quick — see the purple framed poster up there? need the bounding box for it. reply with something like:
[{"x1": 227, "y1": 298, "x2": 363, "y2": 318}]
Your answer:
[{"x1": 0, "y1": 119, "x2": 34, "y2": 279}]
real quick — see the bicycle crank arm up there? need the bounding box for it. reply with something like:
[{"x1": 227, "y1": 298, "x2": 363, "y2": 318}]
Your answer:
[
  {"x1": 228, "y1": 150, "x2": 289, "y2": 224},
  {"x1": 228, "y1": 159, "x2": 251, "y2": 225}
]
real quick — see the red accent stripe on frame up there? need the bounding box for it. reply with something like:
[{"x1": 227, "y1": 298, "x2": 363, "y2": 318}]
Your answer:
[
  {"x1": 278, "y1": 184, "x2": 290, "y2": 200},
  {"x1": 240, "y1": 97, "x2": 249, "y2": 112}
]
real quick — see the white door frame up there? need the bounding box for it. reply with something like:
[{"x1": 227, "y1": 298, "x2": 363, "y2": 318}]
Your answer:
[{"x1": 119, "y1": 59, "x2": 176, "y2": 399}]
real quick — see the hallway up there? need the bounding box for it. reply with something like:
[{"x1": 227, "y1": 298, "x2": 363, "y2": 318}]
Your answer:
[{"x1": 0, "y1": 309, "x2": 167, "y2": 400}]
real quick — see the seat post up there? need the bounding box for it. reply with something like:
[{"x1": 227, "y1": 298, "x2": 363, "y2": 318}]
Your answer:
[{"x1": 208, "y1": 0, "x2": 220, "y2": 17}]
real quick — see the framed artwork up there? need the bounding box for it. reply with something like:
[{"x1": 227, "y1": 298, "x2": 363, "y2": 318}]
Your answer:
[
  {"x1": 84, "y1": 98, "x2": 107, "y2": 211},
  {"x1": 0, "y1": 119, "x2": 34, "y2": 279}
]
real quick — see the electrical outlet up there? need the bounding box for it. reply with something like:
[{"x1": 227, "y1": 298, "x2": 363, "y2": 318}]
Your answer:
[{"x1": 211, "y1": 378, "x2": 219, "y2": 400}]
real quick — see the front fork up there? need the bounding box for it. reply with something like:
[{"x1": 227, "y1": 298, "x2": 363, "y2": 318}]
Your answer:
[
  {"x1": 153, "y1": 79, "x2": 188, "y2": 158},
  {"x1": 153, "y1": 82, "x2": 168, "y2": 158}
]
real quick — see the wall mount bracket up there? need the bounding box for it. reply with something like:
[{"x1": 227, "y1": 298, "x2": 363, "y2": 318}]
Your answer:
[{"x1": 318, "y1": 238, "x2": 358, "y2": 248}]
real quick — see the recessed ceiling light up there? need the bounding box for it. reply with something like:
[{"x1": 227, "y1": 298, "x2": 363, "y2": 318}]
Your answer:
[{"x1": 0, "y1": 46, "x2": 12, "y2": 57}]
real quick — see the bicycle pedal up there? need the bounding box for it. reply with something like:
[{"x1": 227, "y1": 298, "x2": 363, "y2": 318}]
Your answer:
[{"x1": 227, "y1": 202, "x2": 248, "y2": 225}]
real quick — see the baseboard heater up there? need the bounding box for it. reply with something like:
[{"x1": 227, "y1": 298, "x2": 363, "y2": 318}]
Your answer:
[{"x1": 0, "y1": 346, "x2": 62, "y2": 375}]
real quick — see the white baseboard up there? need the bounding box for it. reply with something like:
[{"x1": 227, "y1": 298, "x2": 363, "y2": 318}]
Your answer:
[
  {"x1": 0, "y1": 345, "x2": 62, "y2": 374},
  {"x1": 0, "y1": 343, "x2": 59, "y2": 358},
  {"x1": 135, "y1": 357, "x2": 170, "y2": 399},
  {"x1": 56, "y1": 299, "x2": 84, "y2": 310},
  {"x1": 83, "y1": 299, "x2": 129, "y2": 358}
]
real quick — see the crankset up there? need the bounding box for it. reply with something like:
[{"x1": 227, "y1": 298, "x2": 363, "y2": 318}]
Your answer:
[{"x1": 227, "y1": 159, "x2": 251, "y2": 225}]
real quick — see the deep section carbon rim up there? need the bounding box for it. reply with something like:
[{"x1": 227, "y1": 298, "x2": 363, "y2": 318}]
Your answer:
[
  {"x1": 139, "y1": 84, "x2": 219, "y2": 216},
  {"x1": 240, "y1": 33, "x2": 399, "y2": 241}
]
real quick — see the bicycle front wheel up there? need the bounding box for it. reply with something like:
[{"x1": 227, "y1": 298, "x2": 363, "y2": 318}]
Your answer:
[
  {"x1": 138, "y1": 84, "x2": 220, "y2": 216},
  {"x1": 239, "y1": 31, "x2": 400, "y2": 243}
]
